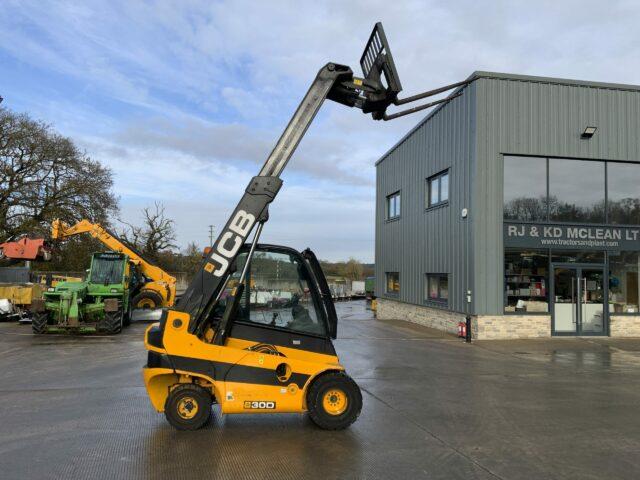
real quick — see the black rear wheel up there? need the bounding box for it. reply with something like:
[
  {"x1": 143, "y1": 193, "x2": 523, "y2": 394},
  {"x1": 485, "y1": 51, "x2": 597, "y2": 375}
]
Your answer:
[
  {"x1": 31, "y1": 312, "x2": 49, "y2": 334},
  {"x1": 98, "y1": 308, "x2": 123, "y2": 334},
  {"x1": 132, "y1": 290, "x2": 164, "y2": 310},
  {"x1": 164, "y1": 384, "x2": 212, "y2": 431},
  {"x1": 307, "y1": 372, "x2": 362, "y2": 430}
]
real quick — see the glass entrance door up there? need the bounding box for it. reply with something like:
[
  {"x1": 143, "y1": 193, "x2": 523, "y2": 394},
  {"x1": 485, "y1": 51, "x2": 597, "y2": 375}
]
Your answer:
[
  {"x1": 552, "y1": 266, "x2": 606, "y2": 336},
  {"x1": 580, "y1": 269, "x2": 605, "y2": 334},
  {"x1": 553, "y1": 267, "x2": 578, "y2": 334}
]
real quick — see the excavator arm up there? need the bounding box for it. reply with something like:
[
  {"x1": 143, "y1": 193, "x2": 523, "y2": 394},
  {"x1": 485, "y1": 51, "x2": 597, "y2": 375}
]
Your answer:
[
  {"x1": 180, "y1": 22, "x2": 473, "y2": 340},
  {"x1": 51, "y1": 219, "x2": 177, "y2": 306}
]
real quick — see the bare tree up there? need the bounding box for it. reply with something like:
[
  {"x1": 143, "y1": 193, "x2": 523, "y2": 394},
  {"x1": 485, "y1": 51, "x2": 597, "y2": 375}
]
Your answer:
[
  {"x1": 120, "y1": 202, "x2": 177, "y2": 261},
  {"x1": 0, "y1": 107, "x2": 118, "y2": 240}
]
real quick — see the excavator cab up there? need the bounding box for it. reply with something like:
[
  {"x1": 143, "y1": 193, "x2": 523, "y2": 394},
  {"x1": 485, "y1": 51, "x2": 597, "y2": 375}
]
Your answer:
[{"x1": 143, "y1": 22, "x2": 472, "y2": 431}]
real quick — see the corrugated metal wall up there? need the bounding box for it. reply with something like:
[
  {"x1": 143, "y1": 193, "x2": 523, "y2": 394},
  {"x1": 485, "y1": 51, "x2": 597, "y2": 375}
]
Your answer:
[
  {"x1": 376, "y1": 72, "x2": 640, "y2": 315},
  {"x1": 474, "y1": 75, "x2": 640, "y2": 314},
  {"x1": 374, "y1": 83, "x2": 476, "y2": 314}
]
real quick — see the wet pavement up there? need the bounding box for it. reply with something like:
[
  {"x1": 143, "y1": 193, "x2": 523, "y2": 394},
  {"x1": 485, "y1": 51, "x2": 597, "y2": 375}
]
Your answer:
[{"x1": 0, "y1": 300, "x2": 639, "y2": 479}]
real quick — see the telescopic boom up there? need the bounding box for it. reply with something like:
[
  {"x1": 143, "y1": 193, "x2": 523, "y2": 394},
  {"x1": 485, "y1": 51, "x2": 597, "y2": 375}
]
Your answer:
[{"x1": 179, "y1": 22, "x2": 472, "y2": 335}]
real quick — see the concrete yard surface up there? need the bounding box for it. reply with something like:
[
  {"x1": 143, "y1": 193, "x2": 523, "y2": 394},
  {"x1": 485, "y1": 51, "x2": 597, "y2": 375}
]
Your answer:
[{"x1": 0, "y1": 300, "x2": 639, "y2": 479}]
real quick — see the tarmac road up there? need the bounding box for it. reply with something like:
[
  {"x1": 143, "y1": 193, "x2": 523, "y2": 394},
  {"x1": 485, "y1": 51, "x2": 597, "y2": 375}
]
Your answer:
[{"x1": 0, "y1": 301, "x2": 639, "y2": 479}]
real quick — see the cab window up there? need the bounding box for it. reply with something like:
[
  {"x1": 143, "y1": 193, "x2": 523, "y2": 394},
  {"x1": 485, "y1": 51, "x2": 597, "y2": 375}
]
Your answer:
[{"x1": 216, "y1": 250, "x2": 327, "y2": 336}]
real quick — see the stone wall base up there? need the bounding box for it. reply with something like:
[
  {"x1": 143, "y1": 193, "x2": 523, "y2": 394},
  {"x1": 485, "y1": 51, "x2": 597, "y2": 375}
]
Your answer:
[
  {"x1": 376, "y1": 299, "x2": 640, "y2": 339},
  {"x1": 376, "y1": 297, "x2": 465, "y2": 335},
  {"x1": 610, "y1": 315, "x2": 640, "y2": 337},
  {"x1": 474, "y1": 315, "x2": 551, "y2": 339},
  {"x1": 377, "y1": 298, "x2": 550, "y2": 339}
]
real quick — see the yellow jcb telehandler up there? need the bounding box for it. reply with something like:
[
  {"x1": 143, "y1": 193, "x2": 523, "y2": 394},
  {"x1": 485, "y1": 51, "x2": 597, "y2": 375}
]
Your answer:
[{"x1": 143, "y1": 22, "x2": 470, "y2": 430}]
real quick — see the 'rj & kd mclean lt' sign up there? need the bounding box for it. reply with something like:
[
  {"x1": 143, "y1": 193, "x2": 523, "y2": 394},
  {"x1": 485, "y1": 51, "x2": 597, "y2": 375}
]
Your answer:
[{"x1": 504, "y1": 223, "x2": 640, "y2": 251}]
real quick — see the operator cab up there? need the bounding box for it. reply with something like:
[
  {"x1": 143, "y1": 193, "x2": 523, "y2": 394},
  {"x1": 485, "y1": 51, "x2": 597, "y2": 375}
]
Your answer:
[
  {"x1": 89, "y1": 252, "x2": 127, "y2": 285},
  {"x1": 204, "y1": 244, "x2": 338, "y2": 354}
]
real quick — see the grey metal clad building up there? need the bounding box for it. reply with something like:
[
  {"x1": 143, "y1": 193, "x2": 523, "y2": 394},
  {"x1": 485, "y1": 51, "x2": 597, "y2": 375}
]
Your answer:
[{"x1": 375, "y1": 71, "x2": 640, "y2": 339}]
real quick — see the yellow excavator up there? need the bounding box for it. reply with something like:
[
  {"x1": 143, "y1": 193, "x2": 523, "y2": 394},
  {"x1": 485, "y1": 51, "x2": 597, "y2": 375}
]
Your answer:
[{"x1": 52, "y1": 219, "x2": 176, "y2": 309}]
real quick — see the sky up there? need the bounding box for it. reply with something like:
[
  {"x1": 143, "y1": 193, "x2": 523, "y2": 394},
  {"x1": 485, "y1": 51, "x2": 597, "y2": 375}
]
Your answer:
[{"x1": 1, "y1": 0, "x2": 640, "y2": 262}]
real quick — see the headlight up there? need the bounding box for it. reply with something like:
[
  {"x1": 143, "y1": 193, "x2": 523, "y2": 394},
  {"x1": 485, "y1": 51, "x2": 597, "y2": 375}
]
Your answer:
[
  {"x1": 110, "y1": 289, "x2": 119, "y2": 293},
  {"x1": 47, "y1": 287, "x2": 55, "y2": 292}
]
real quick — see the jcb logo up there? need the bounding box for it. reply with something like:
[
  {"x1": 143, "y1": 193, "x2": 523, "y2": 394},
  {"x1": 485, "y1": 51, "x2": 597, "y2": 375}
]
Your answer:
[
  {"x1": 206, "y1": 210, "x2": 255, "y2": 277},
  {"x1": 243, "y1": 401, "x2": 276, "y2": 410}
]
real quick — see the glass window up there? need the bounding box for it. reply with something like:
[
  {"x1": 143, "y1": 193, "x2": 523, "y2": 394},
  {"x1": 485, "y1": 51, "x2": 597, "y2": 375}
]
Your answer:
[
  {"x1": 214, "y1": 250, "x2": 327, "y2": 336},
  {"x1": 386, "y1": 191, "x2": 401, "y2": 219},
  {"x1": 385, "y1": 272, "x2": 399, "y2": 294},
  {"x1": 503, "y1": 156, "x2": 547, "y2": 221},
  {"x1": 609, "y1": 252, "x2": 639, "y2": 314},
  {"x1": 504, "y1": 250, "x2": 548, "y2": 313},
  {"x1": 608, "y1": 162, "x2": 640, "y2": 225},
  {"x1": 549, "y1": 158, "x2": 605, "y2": 223},
  {"x1": 427, "y1": 170, "x2": 450, "y2": 208},
  {"x1": 430, "y1": 179, "x2": 439, "y2": 206},
  {"x1": 89, "y1": 254, "x2": 125, "y2": 284},
  {"x1": 551, "y1": 251, "x2": 605, "y2": 264},
  {"x1": 440, "y1": 172, "x2": 449, "y2": 202},
  {"x1": 426, "y1": 274, "x2": 448, "y2": 304}
]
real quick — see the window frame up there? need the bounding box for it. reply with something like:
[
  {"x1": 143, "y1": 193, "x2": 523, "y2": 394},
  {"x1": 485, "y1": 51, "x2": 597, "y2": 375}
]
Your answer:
[
  {"x1": 607, "y1": 161, "x2": 640, "y2": 226},
  {"x1": 503, "y1": 248, "x2": 550, "y2": 315},
  {"x1": 228, "y1": 248, "x2": 331, "y2": 339},
  {"x1": 608, "y1": 251, "x2": 640, "y2": 316},
  {"x1": 426, "y1": 170, "x2": 450, "y2": 209},
  {"x1": 503, "y1": 154, "x2": 640, "y2": 227},
  {"x1": 425, "y1": 273, "x2": 449, "y2": 306},
  {"x1": 385, "y1": 271, "x2": 400, "y2": 296},
  {"x1": 386, "y1": 191, "x2": 401, "y2": 220},
  {"x1": 549, "y1": 157, "x2": 606, "y2": 224}
]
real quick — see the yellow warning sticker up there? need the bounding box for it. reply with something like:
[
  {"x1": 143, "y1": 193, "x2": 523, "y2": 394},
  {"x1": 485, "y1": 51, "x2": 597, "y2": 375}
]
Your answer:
[{"x1": 204, "y1": 262, "x2": 215, "y2": 273}]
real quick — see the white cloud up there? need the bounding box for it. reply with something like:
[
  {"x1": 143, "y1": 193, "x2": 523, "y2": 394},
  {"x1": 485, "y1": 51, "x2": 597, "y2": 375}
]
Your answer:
[{"x1": 2, "y1": 0, "x2": 640, "y2": 260}]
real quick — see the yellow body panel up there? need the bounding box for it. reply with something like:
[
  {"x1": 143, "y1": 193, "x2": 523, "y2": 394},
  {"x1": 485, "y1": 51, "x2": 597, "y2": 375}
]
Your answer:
[
  {"x1": 143, "y1": 367, "x2": 178, "y2": 411},
  {"x1": 143, "y1": 310, "x2": 344, "y2": 415},
  {"x1": 221, "y1": 382, "x2": 305, "y2": 414}
]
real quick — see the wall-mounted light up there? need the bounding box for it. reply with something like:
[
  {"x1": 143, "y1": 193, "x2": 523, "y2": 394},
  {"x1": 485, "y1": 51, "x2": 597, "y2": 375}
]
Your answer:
[{"x1": 581, "y1": 126, "x2": 597, "y2": 139}]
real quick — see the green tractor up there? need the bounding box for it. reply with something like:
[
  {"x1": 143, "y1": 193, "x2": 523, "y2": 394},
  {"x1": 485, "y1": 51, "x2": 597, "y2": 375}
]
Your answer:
[{"x1": 31, "y1": 252, "x2": 136, "y2": 334}]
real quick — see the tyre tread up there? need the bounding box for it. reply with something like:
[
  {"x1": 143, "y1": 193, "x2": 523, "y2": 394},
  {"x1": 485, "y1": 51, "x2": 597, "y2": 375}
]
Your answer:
[
  {"x1": 98, "y1": 308, "x2": 123, "y2": 334},
  {"x1": 31, "y1": 312, "x2": 48, "y2": 334}
]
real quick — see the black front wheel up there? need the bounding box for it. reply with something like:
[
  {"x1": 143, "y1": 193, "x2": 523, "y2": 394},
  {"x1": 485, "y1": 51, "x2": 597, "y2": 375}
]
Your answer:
[
  {"x1": 31, "y1": 312, "x2": 49, "y2": 334},
  {"x1": 98, "y1": 308, "x2": 123, "y2": 334},
  {"x1": 164, "y1": 384, "x2": 212, "y2": 431},
  {"x1": 307, "y1": 372, "x2": 362, "y2": 430}
]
